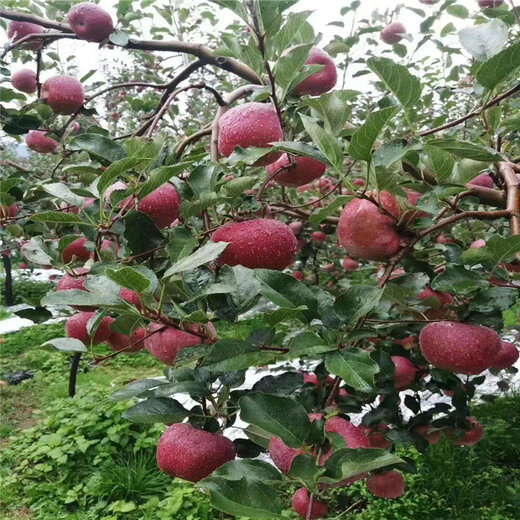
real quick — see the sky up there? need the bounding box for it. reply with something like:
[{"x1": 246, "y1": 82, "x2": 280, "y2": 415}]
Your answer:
[{"x1": 1, "y1": 0, "x2": 498, "y2": 90}]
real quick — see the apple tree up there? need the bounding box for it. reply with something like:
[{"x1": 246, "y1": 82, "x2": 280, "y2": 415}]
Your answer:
[{"x1": 1, "y1": 0, "x2": 519, "y2": 518}]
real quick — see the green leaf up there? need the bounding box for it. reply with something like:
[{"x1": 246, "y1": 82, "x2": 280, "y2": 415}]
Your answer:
[
  {"x1": 274, "y1": 43, "x2": 314, "y2": 97},
  {"x1": 275, "y1": 141, "x2": 329, "y2": 163},
  {"x1": 334, "y1": 285, "x2": 382, "y2": 325},
  {"x1": 458, "y1": 19, "x2": 508, "y2": 62},
  {"x1": 367, "y1": 57, "x2": 422, "y2": 109},
  {"x1": 300, "y1": 114, "x2": 344, "y2": 172},
  {"x1": 108, "y1": 30, "x2": 129, "y2": 46},
  {"x1": 424, "y1": 145, "x2": 455, "y2": 182},
  {"x1": 199, "y1": 477, "x2": 284, "y2": 519},
  {"x1": 42, "y1": 287, "x2": 121, "y2": 307},
  {"x1": 212, "y1": 459, "x2": 282, "y2": 482},
  {"x1": 42, "y1": 182, "x2": 85, "y2": 207},
  {"x1": 20, "y1": 237, "x2": 53, "y2": 265},
  {"x1": 254, "y1": 270, "x2": 319, "y2": 322},
  {"x1": 427, "y1": 138, "x2": 502, "y2": 162},
  {"x1": 304, "y1": 91, "x2": 354, "y2": 136},
  {"x1": 187, "y1": 164, "x2": 220, "y2": 198},
  {"x1": 152, "y1": 381, "x2": 210, "y2": 398},
  {"x1": 105, "y1": 267, "x2": 151, "y2": 293},
  {"x1": 289, "y1": 332, "x2": 336, "y2": 356},
  {"x1": 109, "y1": 379, "x2": 167, "y2": 402},
  {"x1": 123, "y1": 211, "x2": 164, "y2": 256},
  {"x1": 310, "y1": 195, "x2": 351, "y2": 227},
  {"x1": 42, "y1": 338, "x2": 87, "y2": 353},
  {"x1": 446, "y1": 4, "x2": 469, "y2": 18},
  {"x1": 325, "y1": 348, "x2": 379, "y2": 393},
  {"x1": 349, "y1": 106, "x2": 400, "y2": 162},
  {"x1": 323, "y1": 448, "x2": 403, "y2": 482},
  {"x1": 476, "y1": 41, "x2": 520, "y2": 90},
  {"x1": 239, "y1": 393, "x2": 312, "y2": 448},
  {"x1": 122, "y1": 397, "x2": 188, "y2": 423},
  {"x1": 274, "y1": 11, "x2": 313, "y2": 53},
  {"x1": 486, "y1": 235, "x2": 520, "y2": 263},
  {"x1": 138, "y1": 163, "x2": 190, "y2": 199},
  {"x1": 69, "y1": 134, "x2": 126, "y2": 165},
  {"x1": 97, "y1": 157, "x2": 146, "y2": 197},
  {"x1": 288, "y1": 454, "x2": 327, "y2": 489},
  {"x1": 29, "y1": 211, "x2": 87, "y2": 225},
  {"x1": 431, "y1": 265, "x2": 486, "y2": 294},
  {"x1": 201, "y1": 340, "x2": 271, "y2": 372},
  {"x1": 164, "y1": 241, "x2": 229, "y2": 277}
]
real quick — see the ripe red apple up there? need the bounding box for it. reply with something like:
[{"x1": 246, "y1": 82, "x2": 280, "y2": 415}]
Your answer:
[
  {"x1": 446, "y1": 417, "x2": 483, "y2": 446},
  {"x1": 137, "y1": 183, "x2": 181, "y2": 229},
  {"x1": 360, "y1": 425, "x2": 392, "y2": 449},
  {"x1": 156, "y1": 423, "x2": 236, "y2": 482},
  {"x1": 467, "y1": 173, "x2": 494, "y2": 189},
  {"x1": 266, "y1": 154, "x2": 327, "y2": 187},
  {"x1": 144, "y1": 323, "x2": 206, "y2": 364},
  {"x1": 211, "y1": 219, "x2": 297, "y2": 270},
  {"x1": 56, "y1": 267, "x2": 89, "y2": 292},
  {"x1": 289, "y1": 221, "x2": 303, "y2": 235},
  {"x1": 294, "y1": 46, "x2": 337, "y2": 97},
  {"x1": 342, "y1": 257, "x2": 359, "y2": 271},
  {"x1": 0, "y1": 204, "x2": 18, "y2": 219},
  {"x1": 119, "y1": 288, "x2": 142, "y2": 309},
  {"x1": 470, "y1": 239, "x2": 486, "y2": 249},
  {"x1": 391, "y1": 356, "x2": 417, "y2": 390},
  {"x1": 68, "y1": 2, "x2": 114, "y2": 42},
  {"x1": 7, "y1": 21, "x2": 45, "y2": 50},
  {"x1": 381, "y1": 22, "x2": 407, "y2": 45},
  {"x1": 303, "y1": 373, "x2": 335, "y2": 388},
  {"x1": 337, "y1": 195, "x2": 401, "y2": 260},
  {"x1": 291, "y1": 270, "x2": 305, "y2": 281},
  {"x1": 61, "y1": 237, "x2": 92, "y2": 263},
  {"x1": 26, "y1": 130, "x2": 59, "y2": 153},
  {"x1": 65, "y1": 312, "x2": 114, "y2": 344},
  {"x1": 41, "y1": 76, "x2": 84, "y2": 115},
  {"x1": 292, "y1": 488, "x2": 327, "y2": 519},
  {"x1": 418, "y1": 286, "x2": 453, "y2": 308},
  {"x1": 413, "y1": 425, "x2": 442, "y2": 445},
  {"x1": 325, "y1": 417, "x2": 371, "y2": 449},
  {"x1": 11, "y1": 69, "x2": 37, "y2": 94},
  {"x1": 108, "y1": 327, "x2": 146, "y2": 353},
  {"x1": 218, "y1": 102, "x2": 283, "y2": 165},
  {"x1": 419, "y1": 321, "x2": 501, "y2": 374},
  {"x1": 478, "y1": 0, "x2": 503, "y2": 7},
  {"x1": 489, "y1": 341, "x2": 519, "y2": 370},
  {"x1": 436, "y1": 233, "x2": 456, "y2": 245},
  {"x1": 311, "y1": 231, "x2": 327, "y2": 243},
  {"x1": 366, "y1": 470, "x2": 405, "y2": 498},
  {"x1": 268, "y1": 436, "x2": 304, "y2": 474}
]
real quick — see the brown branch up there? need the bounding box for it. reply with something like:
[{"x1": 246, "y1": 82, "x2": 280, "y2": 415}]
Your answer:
[
  {"x1": 0, "y1": 159, "x2": 30, "y2": 172},
  {"x1": 175, "y1": 125, "x2": 212, "y2": 159},
  {"x1": 0, "y1": 9, "x2": 260, "y2": 84},
  {"x1": 419, "y1": 82, "x2": 520, "y2": 137},
  {"x1": 497, "y1": 162, "x2": 520, "y2": 258}
]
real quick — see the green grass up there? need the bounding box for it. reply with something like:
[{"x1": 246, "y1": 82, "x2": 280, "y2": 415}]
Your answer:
[{"x1": 1, "y1": 320, "x2": 519, "y2": 520}]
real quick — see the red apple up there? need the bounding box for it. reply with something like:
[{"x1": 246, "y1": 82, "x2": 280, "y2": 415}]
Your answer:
[
  {"x1": 65, "y1": 311, "x2": 114, "y2": 344},
  {"x1": 7, "y1": 21, "x2": 45, "y2": 50},
  {"x1": 26, "y1": 131, "x2": 59, "y2": 154},
  {"x1": 292, "y1": 488, "x2": 327, "y2": 519},
  {"x1": 137, "y1": 183, "x2": 181, "y2": 229},
  {"x1": 294, "y1": 46, "x2": 337, "y2": 97},
  {"x1": 381, "y1": 22, "x2": 407, "y2": 45},
  {"x1": 467, "y1": 173, "x2": 494, "y2": 189},
  {"x1": 446, "y1": 417, "x2": 483, "y2": 446},
  {"x1": 68, "y1": 2, "x2": 114, "y2": 42},
  {"x1": 391, "y1": 356, "x2": 417, "y2": 390},
  {"x1": 61, "y1": 237, "x2": 92, "y2": 263},
  {"x1": 211, "y1": 219, "x2": 297, "y2": 270},
  {"x1": 489, "y1": 341, "x2": 519, "y2": 370},
  {"x1": 266, "y1": 154, "x2": 327, "y2": 187},
  {"x1": 41, "y1": 76, "x2": 84, "y2": 115},
  {"x1": 419, "y1": 321, "x2": 501, "y2": 374},
  {"x1": 11, "y1": 69, "x2": 37, "y2": 94},
  {"x1": 156, "y1": 423, "x2": 236, "y2": 482},
  {"x1": 366, "y1": 470, "x2": 405, "y2": 498},
  {"x1": 218, "y1": 102, "x2": 283, "y2": 165},
  {"x1": 108, "y1": 327, "x2": 146, "y2": 353}
]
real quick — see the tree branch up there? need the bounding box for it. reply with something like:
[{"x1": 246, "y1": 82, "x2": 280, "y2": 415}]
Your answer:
[
  {"x1": 419, "y1": 82, "x2": 520, "y2": 137},
  {"x1": 0, "y1": 9, "x2": 261, "y2": 84}
]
